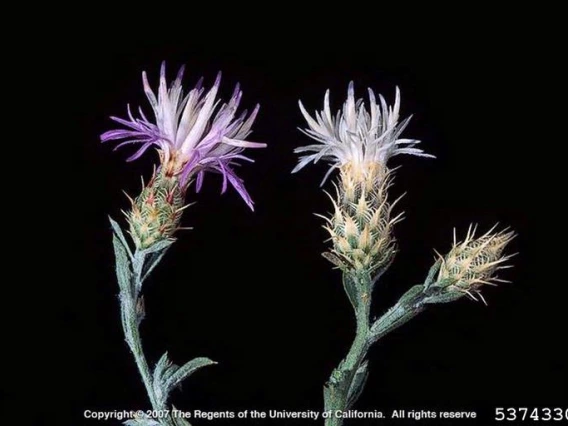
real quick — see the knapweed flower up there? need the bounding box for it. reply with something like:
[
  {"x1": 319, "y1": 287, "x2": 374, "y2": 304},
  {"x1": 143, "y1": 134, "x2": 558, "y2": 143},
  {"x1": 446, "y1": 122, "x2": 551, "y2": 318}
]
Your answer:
[
  {"x1": 433, "y1": 225, "x2": 516, "y2": 303},
  {"x1": 101, "y1": 62, "x2": 265, "y2": 210},
  {"x1": 293, "y1": 82, "x2": 433, "y2": 182},
  {"x1": 295, "y1": 83, "x2": 430, "y2": 276}
]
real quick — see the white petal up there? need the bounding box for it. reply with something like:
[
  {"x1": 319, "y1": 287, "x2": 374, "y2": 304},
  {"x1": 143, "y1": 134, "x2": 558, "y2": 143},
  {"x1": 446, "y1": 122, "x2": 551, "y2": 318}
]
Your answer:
[
  {"x1": 299, "y1": 100, "x2": 325, "y2": 134},
  {"x1": 142, "y1": 71, "x2": 159, "y2": 118},
  {"x1": 181, "y1": 73, "x2": 222, "y2": 154},
  {"x1": 222, "y1": 137, "x2": 266, "y2": 148}
]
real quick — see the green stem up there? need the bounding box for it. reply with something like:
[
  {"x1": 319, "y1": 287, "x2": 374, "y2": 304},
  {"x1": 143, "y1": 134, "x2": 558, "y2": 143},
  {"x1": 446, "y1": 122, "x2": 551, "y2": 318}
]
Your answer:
[
  {"x1": 369, "y1": 287, "x2": 425, "y2": 344},
  {"x1": 112, "y1": 222, "x2": 177, "y2": 426},
  {"x1": 121, "y1": 293, "x2": 159, "y2": 411},
  {"x1": 324, "y1": 280, "x2": 427, "y2": 426},
  {"x1": 324, "y1": 276, "x2": 371, "y2": 426}
]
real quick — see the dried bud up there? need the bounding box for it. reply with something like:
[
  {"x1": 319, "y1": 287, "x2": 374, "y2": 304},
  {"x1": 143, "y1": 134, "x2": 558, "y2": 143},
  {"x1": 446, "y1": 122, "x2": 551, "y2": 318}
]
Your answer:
[
  {"x1": 323, "y1": 162, "x2": 402, "y2": 275},
  {"x1": 126, "y1": 169, "x2": 189, "y2": 249},
  {"x1": 433, "y1": 225, "x2": 515, "y2": 303}
]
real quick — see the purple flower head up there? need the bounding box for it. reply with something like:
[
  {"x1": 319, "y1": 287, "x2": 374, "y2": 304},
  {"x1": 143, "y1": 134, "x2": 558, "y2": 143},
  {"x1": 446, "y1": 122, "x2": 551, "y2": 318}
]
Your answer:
[{"x1": 101, "y1": 62, "x2": 266, "y2": 210}]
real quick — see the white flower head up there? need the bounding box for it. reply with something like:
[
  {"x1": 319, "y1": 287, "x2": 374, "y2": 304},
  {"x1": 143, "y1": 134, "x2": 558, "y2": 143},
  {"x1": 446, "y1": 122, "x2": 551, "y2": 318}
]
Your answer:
[{"x1": 293, "y1": 82, "x2": 434, "y2": 183}]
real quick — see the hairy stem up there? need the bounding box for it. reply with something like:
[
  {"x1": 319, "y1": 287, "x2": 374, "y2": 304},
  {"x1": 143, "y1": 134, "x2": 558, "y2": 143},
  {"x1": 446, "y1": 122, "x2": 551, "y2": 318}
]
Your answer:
[
  {"x1": 324, "y1": 278, "x2": 427, "y2": 426},
  {"x1": 369, "y1": 285, "x2": 426, "y2": 344},
  {"x1": 324, "y1": 275, "x2": 371, "y2": 426},
  {"x1": 113, "y1": 220, "x2": 213, "y2": 426},
  {"x1": 121, "y1": 291, "x2": 159, "y2": 411}
]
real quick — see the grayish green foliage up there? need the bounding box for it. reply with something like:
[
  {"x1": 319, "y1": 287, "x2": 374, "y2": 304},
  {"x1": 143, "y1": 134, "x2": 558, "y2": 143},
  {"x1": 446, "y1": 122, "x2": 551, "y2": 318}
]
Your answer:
[
  {"x1": 347, "y1": 360, "x2": 368, "y2": 409},
  {"x1": 324, "y1": 260, "x2": 471, "y2": 425},
  {"x1": 110, "y1": 217, "x2": 214, "y2": 426},
  {"x1": 153, "y1": 352, "x2": 216, "y2": 408}
]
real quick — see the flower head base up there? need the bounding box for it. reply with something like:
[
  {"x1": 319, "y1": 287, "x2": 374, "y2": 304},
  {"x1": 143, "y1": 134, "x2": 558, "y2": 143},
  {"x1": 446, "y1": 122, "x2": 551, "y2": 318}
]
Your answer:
[
  {"x1": 293, "y1": 82, "x2": 433, "y2": 183},
  {"x1": 322, "y1": 164, "x2": 402, "y2": 277},
  {"x1": 432, "y1": 225, "x2": 516, "y2": 303},
  {"x1": 101, "y1": 62, "x2": 266, "y2": 210},
  {"x1": 126, "y1": 169, "x2": 188, "y2": 249}
]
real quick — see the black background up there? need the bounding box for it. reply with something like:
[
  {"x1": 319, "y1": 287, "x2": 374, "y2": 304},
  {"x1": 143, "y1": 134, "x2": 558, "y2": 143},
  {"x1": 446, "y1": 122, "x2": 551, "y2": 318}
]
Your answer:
[{"x1": 61, "y1": 42, "x2": 563, "y2": 426}]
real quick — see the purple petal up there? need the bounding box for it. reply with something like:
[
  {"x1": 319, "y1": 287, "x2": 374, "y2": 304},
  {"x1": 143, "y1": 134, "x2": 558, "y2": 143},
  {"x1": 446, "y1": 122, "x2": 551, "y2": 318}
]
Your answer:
[
  {"x1": 233, "y1": 104, "x2": 260, "y2": 139},
  {"x1": 138, "y1": 106, "x2": 151, "y2": 123},
  {"x1": 175, "y1": 65, "x2": 186, "y2": 83},
  {"x1": 217, "y1": 160, "x2": 228, "y2": 194},
  {"x1": 113, "y1": 139, "x2": 148, "y2": 150},
  {"x1": 101, "y1": 129, "x2": 135, "y2": 141},
  {"x1": 214, "y1": 71, "x2": 222, "y2": 88},
  {"x1": 108, "y1": 115, "x2": 157, "y2": 134},
  {"x1": 224, "y1": 154, "x2": 255, "y2": 163},
  {"x1": 126, "y1": 142, "x2": 154, "y2": 161},
  {"x1": 195, "y1": 76, "x2": 204, "y2": 91},
  {"x1": 225, "y1": 167, "x2": 254, "y2": 210},
  {"x1": 231, "y1": 83, "x2": 241, "y2": 100},
  {"x1": 196, "y1": 171, "x2": 205, "y2": 192},
  {"x1": 179, "y1": 150, "x2": 203, "y2": 185}
]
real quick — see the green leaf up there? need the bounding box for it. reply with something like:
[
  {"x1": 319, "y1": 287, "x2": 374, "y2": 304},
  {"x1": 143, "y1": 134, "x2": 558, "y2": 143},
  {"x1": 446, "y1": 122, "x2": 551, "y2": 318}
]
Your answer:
[
  {"x1": 109, "y1": 216, "x2": 133, "y2": 260},
  {"x1": 141, "y1": 242, "x2": 174, "y2": 283},
  {"x1": 424, "y1": 258, "x2": 442, "y2": 290},
  {"x1": 422, "y1": 291, "x2": 464, "y2": 305},
  {"x1": 398, "y1": 284, "x2": 424, "y2": 307},
  {"x1": 153, "y1": 354, "x2": 216, "y2": 407},
  {"x1": 152, "y1": 352, "x2": 179, "y2": 407},
  {"x1": 112, "y1": 233, "x2": 133, "y2": 297},
  {"x1": 153, "y1": 352, "x2": 176, "y2": 408},
  {"x1": 139, "y1": 239, "x2": 175, "y2": 257},
  {"x1": 342, "y1": 273, "x2": 360, "y2": 312},
  {"x1": 153, "y1": 352, "x2": 176, "y2": 385},
  {"x1": 131, "y1": 240, "x2": 174, "y2": 287},
  {"x1": 347, "y1": 360, "x2": 369, "y2": 409},
  {"x1": 163, "y1": 357, "x2": 217, "y2": 394}
]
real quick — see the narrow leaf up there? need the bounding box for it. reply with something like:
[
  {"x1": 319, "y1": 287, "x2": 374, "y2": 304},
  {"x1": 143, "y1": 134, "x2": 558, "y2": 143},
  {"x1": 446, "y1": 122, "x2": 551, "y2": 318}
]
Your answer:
[
  {"x1": 163, "y1": 357, "x2": 216, "y2": 395},
  {"x1": 422, "y1": 291, "x2": 464, "y2": 305},
  {"x1": 153, "y1": 352, "x2": 175, "y2": 385},
  {"x1": 141, "y1": 244, "x2": 173, "y2": 283},
  {"x1": 398, "y1": 284, "x2": 424, "y2": 307},
  {"x1": 139, "y1": 239, "x2": 175, "y2": 257},
  {"x1": 152, "y1": 352, "x2": 178, "y2": 408},
  {"x1": 424, "y1": 258, "x2": 442, "y2": 290},
  {"x1": 342, "y1": 273, "x2": 360, "y2": 312},
  {"x1": 109, "y1": 216, "x2": 133, "y2": 260},
  {"x1": 112, "y1": 234, "x2": 133, "y2": 296},
  {"x1": 347, "y1": 360, "x2": 369, "y2": 408}
]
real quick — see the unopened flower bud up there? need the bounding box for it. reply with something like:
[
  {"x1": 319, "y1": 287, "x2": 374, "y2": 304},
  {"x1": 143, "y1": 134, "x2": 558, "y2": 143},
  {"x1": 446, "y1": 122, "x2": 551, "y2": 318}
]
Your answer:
[{"x1": 432, "y1": 225, "x2": 515, "y2": 303}]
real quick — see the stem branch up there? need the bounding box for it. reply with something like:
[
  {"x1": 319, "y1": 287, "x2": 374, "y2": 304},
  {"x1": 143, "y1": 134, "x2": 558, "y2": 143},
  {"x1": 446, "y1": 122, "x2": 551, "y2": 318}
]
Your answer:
[{"x1": 324, "y1": 279, "x2": 427, "y2": 426}]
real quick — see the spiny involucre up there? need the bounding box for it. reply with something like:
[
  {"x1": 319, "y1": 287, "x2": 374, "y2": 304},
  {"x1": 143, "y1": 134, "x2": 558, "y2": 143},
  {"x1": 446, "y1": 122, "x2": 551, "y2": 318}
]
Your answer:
[
  {"x1": 294, "y1": 83, "x2": 433, "y2": 275},
  {"x1": 322, "y1": 164, "x2": 402, "y2": 275},
  {"x1": 125, "y1": 170, "x2": 187, "y2": 249},
  {"x1": 431, "y1": 225, "x2": 516, "y2": 304}
]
